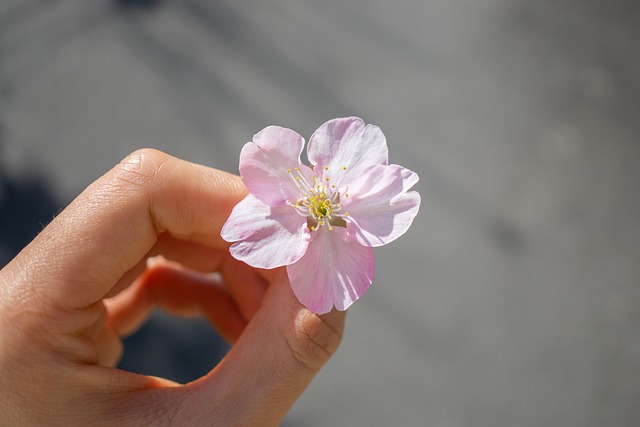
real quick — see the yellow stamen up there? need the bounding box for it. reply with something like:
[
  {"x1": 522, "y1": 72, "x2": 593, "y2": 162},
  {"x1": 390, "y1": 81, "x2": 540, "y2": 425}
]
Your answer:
[{"x1": 288, "y1": 166, "x2": 348, "y2": 233}]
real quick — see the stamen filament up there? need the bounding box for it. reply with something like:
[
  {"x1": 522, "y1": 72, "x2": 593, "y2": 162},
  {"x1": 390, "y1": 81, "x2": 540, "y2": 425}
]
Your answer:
[{"x1": 287, "y1": 166, "x2": 348, "y2": 232}]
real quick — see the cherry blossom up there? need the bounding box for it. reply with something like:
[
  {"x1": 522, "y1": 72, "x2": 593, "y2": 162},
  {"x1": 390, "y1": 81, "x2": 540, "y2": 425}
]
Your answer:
[{"x1": 222, "y1": 117, "x2": 420, "y2": 314}]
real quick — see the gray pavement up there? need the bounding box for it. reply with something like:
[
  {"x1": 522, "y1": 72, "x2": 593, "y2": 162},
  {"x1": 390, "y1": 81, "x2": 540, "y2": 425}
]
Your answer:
[{"x1": 2, "y1": 0, "x2": 640, "y2": 425}]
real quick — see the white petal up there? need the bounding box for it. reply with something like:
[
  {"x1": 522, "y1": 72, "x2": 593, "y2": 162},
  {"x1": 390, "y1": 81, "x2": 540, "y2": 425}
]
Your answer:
[
  {"x1": 221, "y1": 195, "x2": 310, "y2": 268},
  {"x1": 287, "y1": 227, "x2": 375, "y2": 314}
]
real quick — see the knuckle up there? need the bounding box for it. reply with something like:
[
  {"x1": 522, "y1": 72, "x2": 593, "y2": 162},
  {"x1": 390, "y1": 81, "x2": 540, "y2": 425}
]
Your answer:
[
  {"x1": 286, "y1": 310, "x2": 344, "y2": 372},
  {"x1": 113, "y1": 148, "x2": 171, "y2": 188}
]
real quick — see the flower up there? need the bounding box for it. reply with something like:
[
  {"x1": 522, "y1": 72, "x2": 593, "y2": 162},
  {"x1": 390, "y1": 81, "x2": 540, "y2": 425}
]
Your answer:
[{"x1": 221, "y1": 117, "x2": 420, "y2": 314}]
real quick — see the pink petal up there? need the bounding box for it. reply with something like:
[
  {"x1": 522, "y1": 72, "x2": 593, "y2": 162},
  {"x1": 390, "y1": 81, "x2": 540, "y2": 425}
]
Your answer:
[
  {"x1": 307, "y1": 117, "x2": 389, "y2": 189},
  {"x1": 221, "y1": 195, "x2": 310, "y2": 268},
  {"x1": 343, "y1": 164, "x2": 421, "y2": 247},
  {"x1": 239, "y1": 126, "x2": 312, "y2": 207},
  {"x1": 286, "y1": 227, "x2": 375, "y2": 314}
]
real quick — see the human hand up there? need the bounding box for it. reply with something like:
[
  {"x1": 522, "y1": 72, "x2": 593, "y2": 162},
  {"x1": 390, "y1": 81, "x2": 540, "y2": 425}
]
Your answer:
[{"x1": 0, "y1": 149, "x2": 344, "y2": 426}]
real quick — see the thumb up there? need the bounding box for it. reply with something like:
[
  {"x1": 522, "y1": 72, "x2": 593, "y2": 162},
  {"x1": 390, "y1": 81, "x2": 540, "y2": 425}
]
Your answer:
[{"x1": 183, "y1": 269, "x2": 345, "y2": 426}]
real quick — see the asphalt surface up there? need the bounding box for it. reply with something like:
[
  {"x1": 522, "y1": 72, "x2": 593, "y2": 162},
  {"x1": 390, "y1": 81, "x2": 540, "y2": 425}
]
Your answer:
[{"x1": 2, "y1": 0, "x2": 640, "y2": 425}]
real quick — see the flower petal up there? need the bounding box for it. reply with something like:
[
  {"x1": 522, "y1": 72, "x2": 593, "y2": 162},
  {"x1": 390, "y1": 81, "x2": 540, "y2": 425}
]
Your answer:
[
  {"x1": 307, "y1": 117, "x2": 389, "y2": 189},
  {"x1": 286, "y1": 227, "x2": 375, "y2": 314},
  {"x1": 239, "y1": 126, "x2": 311, "y2": 207},
  {"x1": 343, "y1": 164, "x2": 421, "y2": 247},
  {"x1": 221, "y1": 195, "x2": 310, "y2": 268}
]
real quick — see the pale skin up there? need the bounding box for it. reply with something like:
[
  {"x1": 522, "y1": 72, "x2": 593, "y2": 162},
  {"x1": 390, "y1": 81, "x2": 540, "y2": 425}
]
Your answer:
[{"x1": 0, "y1": 149, "x2": 345, "y2": 426}]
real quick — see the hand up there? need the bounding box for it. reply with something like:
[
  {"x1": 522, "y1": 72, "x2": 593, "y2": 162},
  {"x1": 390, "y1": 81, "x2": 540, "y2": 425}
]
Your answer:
[{"x1": 0, "y1": 149, "x2": 345, "y2": 426}]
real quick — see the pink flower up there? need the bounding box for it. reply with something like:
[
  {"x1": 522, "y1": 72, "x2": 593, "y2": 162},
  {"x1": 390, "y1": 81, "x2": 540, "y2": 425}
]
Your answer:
[{"x1": 221, "y1": 117, "x2": 420, "y2": 314}]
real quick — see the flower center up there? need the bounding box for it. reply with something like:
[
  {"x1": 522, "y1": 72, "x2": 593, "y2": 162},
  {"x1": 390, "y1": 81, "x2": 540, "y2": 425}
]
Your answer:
[
  {"x1": 310, "y1": 196, "x2": 331, "y2": 218},
  {"x1": 287, "y1": 167, "x2": 349, "y2": 231}
]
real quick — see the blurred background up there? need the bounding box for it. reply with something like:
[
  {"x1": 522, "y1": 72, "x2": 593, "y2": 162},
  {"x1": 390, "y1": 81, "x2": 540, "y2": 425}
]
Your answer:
[{"x1": 2, "y1": 0, "x2": 640, "y2": 425}]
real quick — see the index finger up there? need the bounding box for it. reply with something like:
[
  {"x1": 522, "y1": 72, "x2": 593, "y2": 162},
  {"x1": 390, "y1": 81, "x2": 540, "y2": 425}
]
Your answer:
[{"x1": 3, "y1": 149, "x2": 247, "y2": 311}]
